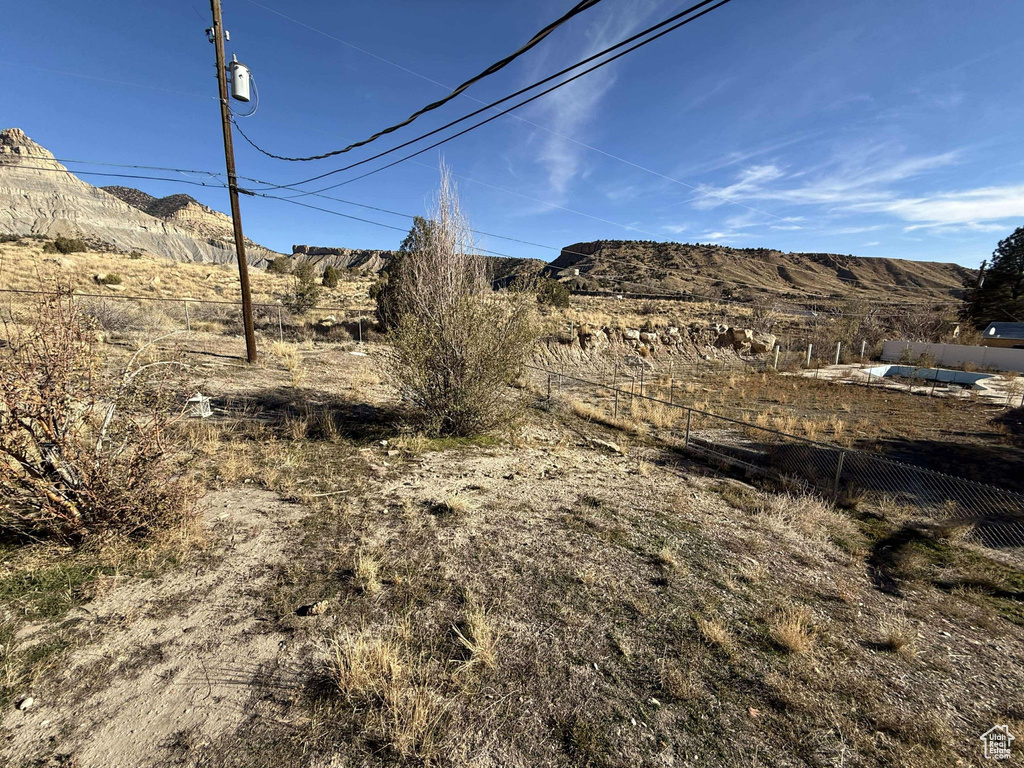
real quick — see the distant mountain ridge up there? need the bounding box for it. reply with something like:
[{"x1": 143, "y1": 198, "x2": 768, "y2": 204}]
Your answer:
[{"x1": 544, "y1": 240, "x2": 974, "y2": 303}]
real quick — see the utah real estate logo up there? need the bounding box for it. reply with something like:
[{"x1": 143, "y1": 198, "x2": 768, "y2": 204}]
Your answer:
[{"x1": 981, "y1": 725, "x2": 1015, "y2": 761}]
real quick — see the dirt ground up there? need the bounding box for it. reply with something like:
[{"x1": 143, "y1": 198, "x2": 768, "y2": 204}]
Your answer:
[
  {"x1": 1, "y1": 489, "x2": 304, "y2": 766},
  {"x1": 2, "y1": 336, "x2": 1024, "y2": 767}
]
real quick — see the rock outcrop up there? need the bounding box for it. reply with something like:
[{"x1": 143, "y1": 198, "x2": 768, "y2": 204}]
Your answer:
[
  {"x1": 0, "y1": 127, "x2": 280, "y2": 263},
  {"x1": 102, "y1": 187, "x2": 280, "y2": 263},
  {"x1": 549, "y1": 320, "x2": 773, "y2": 362},
  {"x1": 714, "y1": 326, "x2": 777, "y2": 354},
  {"x1": 290, "y1": 244, "x2": 395, "y2": 273}
]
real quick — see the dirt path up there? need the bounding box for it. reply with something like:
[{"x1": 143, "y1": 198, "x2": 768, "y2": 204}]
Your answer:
[{"x1": 1, "y1": 489, "x2": 305, "y2": 768}]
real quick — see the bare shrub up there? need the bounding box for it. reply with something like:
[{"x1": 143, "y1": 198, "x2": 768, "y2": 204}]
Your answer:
[
  {"x1": 385, "y1": 165, "x2": 537, "y2": 436},
  {"x1": 79, "y1": 298, "x2": 173, "y2": 334},
  {"x1": 0, "y1": 293, "x2": 196, "y2": 541}
]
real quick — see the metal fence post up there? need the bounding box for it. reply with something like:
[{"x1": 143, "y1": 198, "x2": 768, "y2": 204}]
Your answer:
[
  {"x1": 684, "y1": 409, "x2": 692, "y2": 447},
  {"x1": 358, "y1": 317, "x2": 363, "y2": 344},
  {"x1": 669, "y1": 378, "x2": 674, "y2": 404},
  {"x1": 184, "y1": 300, "x2": 191, "y2": 333},
  {"x1": 613, "y1": 389, "x2": 619, "y2": 418},
  {"x1": 832, "y1": 450, "x2": 846, "y2": 501},
  {"x1": 860, "y1": 339, "x2": 866, "y2": 361},
  {"x1": 277, "y1": 305, "x2": 283, "y2": 343},
  {"x1": 806, "y1": 343, "x2": 813, "y2": 367},
  {"x1": 774, "y1": 346, "x2": 780, "y2": 370},
  {"x1": 547, "y1": 373, "x2": 551, "y2": 400},
  {"x1": 835, "y1": 342, "x2": 842, "y2": 366}
]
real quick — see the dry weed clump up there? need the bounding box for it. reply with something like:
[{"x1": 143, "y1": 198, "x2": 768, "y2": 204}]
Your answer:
[
  {"x1": 633, "y1": 399, "x2": 679, "y2": 429},
  {"x1": 0, "y1": 293, "x2": 197, "y2": 541},
  {"x1": 356, "y1": 549, "x2": 383, "y2": 595},
  {"x1": 877, "y1": 612, "x2": 917, "y2": 657},
  {"x1": 768, "y1": 606, "x2": 816, "y2": 654},
  {"x1": 752, "y1": 492, "x2": 862, "y2": 551},
  {"x1": 695, "y1": 616, "x2": 733, "y2": 651},
  {"x1": 437, "y1": 493, "x2": 471, "y2": 515},
  {"x1": 327, "y1": 627, "x2": 449, "y2": 761},
  {"x1": 453, "y1": 606, "x2": 497, "y2": 670},
  {"x1": 655, "y1": 545, "x2": 679, "y2": 570}
]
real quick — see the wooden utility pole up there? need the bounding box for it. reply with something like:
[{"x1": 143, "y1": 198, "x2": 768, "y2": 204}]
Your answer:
[{"x1": 210, "y1": 0, "x2": 257, "y2": 363}]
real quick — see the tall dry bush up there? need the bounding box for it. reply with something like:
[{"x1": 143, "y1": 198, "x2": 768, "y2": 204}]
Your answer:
[
  {"x1": 385, "y1": 166, "x2": 537, "y2": 436},
  {"x1": 0, "y1": 293, "x2": 197, "y2": 541}
]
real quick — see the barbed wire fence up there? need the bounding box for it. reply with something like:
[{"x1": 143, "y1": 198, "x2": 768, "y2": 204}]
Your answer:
[
  {"x1": 524, "y1": 362, "x2": 1024, "y2": 550},
  {"x1": 0, "y1": 286, "x2": 374, "y2": 344}
]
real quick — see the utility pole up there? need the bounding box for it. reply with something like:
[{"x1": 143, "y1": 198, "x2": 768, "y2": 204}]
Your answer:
[{"x1": 209, "y1": 0, "x2": 257, "y2": 363}]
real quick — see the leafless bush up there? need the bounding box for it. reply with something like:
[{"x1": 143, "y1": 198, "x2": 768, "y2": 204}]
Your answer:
[
  {"x1": 749, "y1": 298, "x2": 782, "y2": 333},
  {"x1": 0, "y1": 293, "x2": 197, "y2": 541},
  {"x1": 78, "y1": 298, "x2": 174, "y2": 333},
  {"x1": 385, "y1": 165, "x2": 537, "y2": 436}
]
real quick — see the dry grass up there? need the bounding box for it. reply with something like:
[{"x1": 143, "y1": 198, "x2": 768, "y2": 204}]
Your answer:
[
  {"x1": 768, "y1": 606, "x2": 816, "y2": 654},
  {"x1": 0, "y1": 240, "x2": 373, "y2": 312},
  {"x1": 327, "y1": 627, "x2": 448, "y2": 760},
  {"x1": 329, "y1": 629, "x2": 405, "y2": 698},
  {"x1": 633, "y1": 399, "x2": 679, "y2": 429},
  {"x1": 355, "y1": 549, "x2": 383, "y2": 595},
  {"x1": 453, "y1": 606, "x2": 497, "y2": 670},
  {"x1": 877, "y1": 613, "x2": 917, "y2": 657},
  {"x1": 655, "y1": 545, "x2": 679, "y2": 570},
  {"x1": 437, "y1": 493, "x2": 471, "y2": 515},
  {"x1": 751, "y1": 492, "x2": 863, "y2": 552},
  {"x1": 695, "y1": 616, "x2": 733, "y2": 650}
]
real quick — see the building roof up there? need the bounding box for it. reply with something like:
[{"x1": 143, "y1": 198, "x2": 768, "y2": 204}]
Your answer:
[{"x1": 983, "y1": 322, "x2": 1024, "y2": 340}]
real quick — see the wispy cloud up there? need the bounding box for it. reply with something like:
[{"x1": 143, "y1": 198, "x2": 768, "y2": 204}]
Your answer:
[
  {"x1": 691, "y1": 143, "x2": 961, "y2": 212},
  {"x1": 679, "y1": 141, "x2": 1023, "y2": 239},
  {"x1": 519, "y1": 0, "x2": 662, "y2": 202},
  {"x1": 864, "y1": 184, "x2": 1024, "y2": 227}
]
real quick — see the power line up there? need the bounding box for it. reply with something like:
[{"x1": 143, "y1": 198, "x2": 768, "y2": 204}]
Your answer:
[
  {"x1": 271, "y1": 0, "x2": 736, "y2": 197},
  {"x1": 236, "y1": 0, "x2": 605, "y2": 161},
  {"x1": 236, "y1": 0, "x2": 730, "y2": 192},
  {"x1": 239, "y1": 0, "x2": 816, "y2": 230},
  {"x1": 0, "y1": 161, "x2": 230, "y2": 191},
  {"x1": 0, "y1": 60, "x2": 214, "y2": 101}
]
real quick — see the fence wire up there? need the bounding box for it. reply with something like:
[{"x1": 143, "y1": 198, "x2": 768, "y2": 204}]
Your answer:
[{"x1": 526, "y1": 364, "x2": 1024, "y2": 550}]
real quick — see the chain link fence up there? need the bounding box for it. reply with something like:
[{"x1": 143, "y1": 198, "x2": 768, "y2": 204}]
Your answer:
[{"x1": 525, "y1": 363, "x2": 1024, "y2": 550}]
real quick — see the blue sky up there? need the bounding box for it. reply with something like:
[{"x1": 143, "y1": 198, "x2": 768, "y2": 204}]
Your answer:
[{"x1": 3, "y1": 0, "x2": 1023, "y2": 267}]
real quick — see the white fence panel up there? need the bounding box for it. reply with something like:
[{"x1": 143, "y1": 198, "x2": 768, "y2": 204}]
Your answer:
[{"x1": 881, "y1": 341, "x2": 1024, "y2": 373}]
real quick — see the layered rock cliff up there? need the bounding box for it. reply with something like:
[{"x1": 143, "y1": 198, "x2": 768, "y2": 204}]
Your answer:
[{"x1": 0, "y1": 127, "x2": 279, "y2": 263}]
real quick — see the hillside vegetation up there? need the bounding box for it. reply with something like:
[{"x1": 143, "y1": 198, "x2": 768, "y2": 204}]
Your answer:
[{"x1": 546, "y1": 240, "x2": 974, "y2": 303}]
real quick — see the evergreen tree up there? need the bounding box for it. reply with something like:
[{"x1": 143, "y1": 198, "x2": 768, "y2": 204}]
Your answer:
[
  {"x1": 286, "y1": 261, "x2": 321, "y2": 314},
  {"x1": 373, "y1": 216, "x2": 438, "y2": 330},
  {"x1": 321, "y1": 265, "x2": 340, "y2": 288},
  {"x1": 964, "y1": 226, "x2": 1024, "y2": 328}
]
